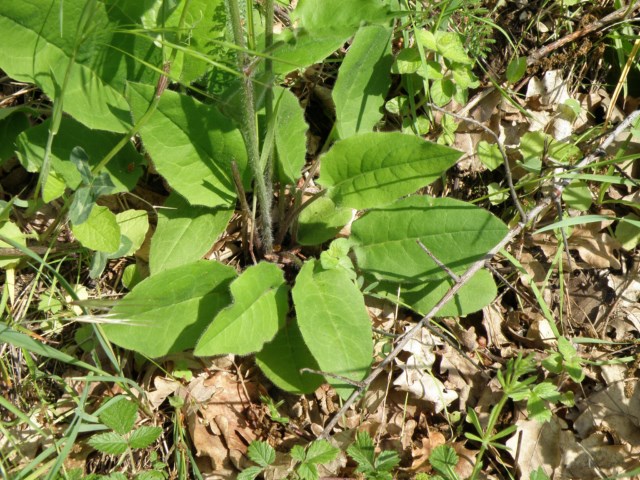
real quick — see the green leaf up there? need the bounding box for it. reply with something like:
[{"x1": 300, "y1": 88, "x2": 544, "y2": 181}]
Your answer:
[
  {"x1": 430, "y1": 78, "x2": 455, "y2": 106},
  {"x1": 127, "y1": 82, "x2": 247, "y2": 207},
  {"x1": 375, "y1": 450, "x2": 400, "y2": 473},
  {"x1": 562, "y1": 180, "x2": 592, "y2": 211},
  {"x1": 115, "y1": 210, "x2": 149, "y2": 257},
  {"x1": 105, "y1": 474, "x2": 127, "y2": 480},
  {"x1": 88, "y1": 432, "x2": 128, "y2": 455},
  {"x1": 99, "y1": 397, "x2": 137, "y2": 435},
  {"x1": 304, "y1": 440, "x2": 340, "y2": 465},
  {"x1": 271, "y1": 30, "x2": 348, "y2": 76},
  {"x1": 255, "y1": 319, "x2": 325, "y2": 394},
  {"x1": 374, "y1": 269, "x2": 498, "y2": 317},
  {"x1": 104, "y1": 261, "x2": 236, "y2": 357},
  {"x1": 70, "y1": 146, "x2": 93, "y2": 185},
  {"x1": 165, "y1": 0, "x2": 227, "y2": 84},
  {"x1": 530, "y1": 466, "x2": 551, "y2": 480},
  {"x1": 429, "y1": 445, "x2": 459, "y2": 476},
  {"x1": 347, "y1": 431, "x2": 376, "y2": 472},
  {"x1": 275, "y1": 87, "x2": 308, "y2": 184},
  {"x1": 272, "y1": 0, "x2": 391, "y2": 74},
  {"x1": 195, "y1": 262, "x2": 288, "y2": 356},
  {"x1": 351, "y1": 196, "x2": 508, "y2": 283},
  {"x1": 532, "y1": 382, "x2": 562, "y2": 402},
  {"x1": 293, "y1": 0, "x2": 389, "y2": 37},
  {"x1": 542, "y1": 352, "x2": 563, "y2": 374},
  {"x1": 615, "y1": 213, "x2": 640, "y2": 250},
  {"x1": 297, "y1": 196, "x2": 353, "y2": 246},
  {"x1": 293, "y1": 261, "x2": 372, "y2": 399},
  {"x1": 15, "y1": 117, "x2": 142, "y2": 196},
  {"x1": 0, "y1": 221, "x2": 26, "y2": 269},
  {"x1": 0, "y1": 109, "x2": 30, "y2": 163},
  {"x1": 247, "y1": 440, "x2": 276, "y2": 468},
  {"x1": 296, "y1": 463, "x2": 318, "y2": 480},
  {"x1": 149, "y1": 193, "x2": 233, "y2": 275},
  {"x1": 135, "y1": 471, "x2": 165, "y2": 480},
  {"x1": 128, "y1": 426, "x2": 163, "y2": 449},
  {"x1": 238, "y1": 466, "x2": 263, "y2": 480},
  {"x1": 477, "y1": 141, "x2": 503, "y2": 171},
  {"x1": 0, "y1": 1, "x2": 160, "y2": 132},
  {"x1": 72, "y1": 205, "x2": 121, "y2": 252},
  {"x1": 433, "y1": 31, "x2": 472, "y2": 64},
  {"x1": 394, "y1": 47, "x2": 421, "y2": 74},
  {"x1": 318, "y1": 132, "x2": 461, "y2": 209},
  {"x1": 452, "y1": 66, "x2": 479, "y2": 89},
  {"x1": 506, "y1": 56, "x2": 527, "y2": 83},
  {"x1": 526, "y1": 392, "x2": 552, "y2": 423},
  {"x1": 565, "y1": 361, "x2": 585, "y2": 383},
  {"x1": 333, "y1": 25, "x2": 393, "y2": 139},
  {"x1": 291, "y1": 445, "x2": 306, "y2": 462}
]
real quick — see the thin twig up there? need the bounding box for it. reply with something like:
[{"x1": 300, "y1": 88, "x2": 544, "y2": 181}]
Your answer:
[
  {"x1": 299, "y1": 369, "x2": 366, "y2": 388},
  {"x1": 319, "y1": 109, "x2": 640, "y2": 439},
  {"x1": 416, "y1": 240, "x2": 460, "y2": 282},
  {"x1": 425, "y1": 102, "x2": 527, "y2": 221},
  {"x1": 526, "y1": 1, "x2": 640, "y2": 65}
]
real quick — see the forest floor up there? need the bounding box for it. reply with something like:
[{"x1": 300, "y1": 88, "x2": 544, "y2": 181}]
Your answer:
[{"x1": 1, "y1": 0, "x2": 640, "y2": 479}]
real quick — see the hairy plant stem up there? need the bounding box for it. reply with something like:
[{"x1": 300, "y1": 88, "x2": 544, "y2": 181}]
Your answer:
[{"x1": 227, "y1": 0, "x2": 274, "y2": 253}]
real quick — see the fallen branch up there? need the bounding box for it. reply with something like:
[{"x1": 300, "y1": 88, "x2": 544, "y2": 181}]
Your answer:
[
  {"x1": 320, "y1": 109, "x2": 640, "y2": 439},
  {"x1": 526, "y1": 1, "x2": 640, "y2": 65}
]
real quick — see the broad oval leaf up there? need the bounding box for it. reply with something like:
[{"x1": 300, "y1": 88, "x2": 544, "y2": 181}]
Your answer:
[
  {"x1": 351, "y1": 196, "x2": 508, "y2": 283},
  {"x1": 318, "y1": 132, "x2": 461, "y2": 209},
  {"x1": 373, "y1": 269, "x2": 498, "y2": 317},
  {"x1": 150, "y1": 193, "x2": 233, "y2": 275},
  {"x1": 115, "y1": 210, "x2": 149, "y2": 257},
  {"x1": 333, "y1": 25, "x2": 393, "y2": 139},
  {"x1": 0, "y1": 1, "x2": 160, "y2": 132},
  {"x1": 292, "y1": 0, "x2": 389, "y2": 38},
  {"x1": 127, "y1": 83, "x2": 247, "y2": 207},
  {"x1": 272, "y1": 0, "x2": 391, "y2": 74},
  {"x1": 72, "y1": 206, "x2": 120, "y2": 253},
  {"x1": 297, "y1": 196, "x2": 353, "y2": 246},
  {"x1": 195, "y1": 262, "x2": 288, "y2": 356},
  {"x1": 15, "y1": 117, "x2": 142, "y2": 195},
  {"x1": 256, "y1": 319, "x2": 325, "y2": 394},
  {"x1": 104, "y1": 261, "x2": 236, "y2": 357},
  {"x1": 293, "y1": 260, "x2": 373, "y2": 399}
]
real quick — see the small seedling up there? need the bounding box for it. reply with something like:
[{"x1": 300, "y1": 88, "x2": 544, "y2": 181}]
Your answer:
[
  {"x1": 542, "y1": 336, "x2": 585, "y2": 383},
  {"x1": 240, "y1": 439, "x2": 339, "y2": 480},
  {"x1": 347, "y1": 430, "x2": 400, "y2": 480},
  {"x1": 87, "y1": 396, "x2": 163, "y2": 477},
  {"x1": 428, "y1": 444, "x2": 460, "y2": 480},
  {"x1": 260, "y1": 394, "x2": 290, "y2": 425},
  {"x1": 238, "y1": 440, "x2": 276, "y2": 480},
  {"x1": 291, "y1": 440, "x2": 340, "y2": 480}
]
